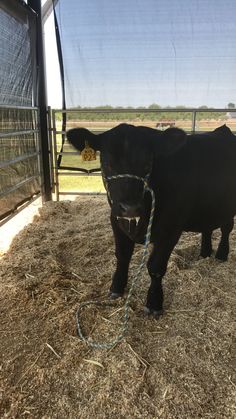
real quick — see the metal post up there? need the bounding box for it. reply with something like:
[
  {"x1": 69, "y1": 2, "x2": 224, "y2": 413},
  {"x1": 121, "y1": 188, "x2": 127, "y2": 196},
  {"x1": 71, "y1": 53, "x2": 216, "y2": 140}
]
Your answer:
[
  {"x1": 192, "y1": 110, "x2": 197, "y2": 133},
  {"x1": 28, "y1": 0, "x2": 52, "y2": 201},
  {"x1": 52, "y1": 110, "x2": 60, "y2": 201},
  {"x1": 47, "y1": 106, "x2": 55, "y2": 192}
]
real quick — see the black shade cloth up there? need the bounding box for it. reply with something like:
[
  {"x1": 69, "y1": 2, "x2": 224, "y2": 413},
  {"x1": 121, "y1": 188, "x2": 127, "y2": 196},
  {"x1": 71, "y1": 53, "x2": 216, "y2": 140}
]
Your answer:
[
  {"x1": 0, "y1": 0, "x2": 37, "y2": 106},
  {"x1": 0, "y1": 0, "x2": 40, "y2": 221}
]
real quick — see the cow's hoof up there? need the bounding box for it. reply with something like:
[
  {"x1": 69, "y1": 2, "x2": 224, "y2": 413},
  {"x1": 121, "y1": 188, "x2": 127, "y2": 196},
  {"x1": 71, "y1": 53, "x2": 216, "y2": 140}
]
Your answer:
[
  {"x1": 199, "y1": 253, "x2": 211, "y2": 259},
  {"x1": 144, "y1": 307, "x2": 163, "y2": 319},
  {"x1": 109, "y1": 292, "x2": 123, "y2": 300},
  {"x1": 215, "y1": 254, "x2": 228, "y2": 262}
]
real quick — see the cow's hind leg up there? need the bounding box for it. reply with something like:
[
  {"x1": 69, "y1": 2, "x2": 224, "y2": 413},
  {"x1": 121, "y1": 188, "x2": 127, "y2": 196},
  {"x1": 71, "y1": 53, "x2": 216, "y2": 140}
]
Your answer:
[
  {"x1": 200, "y1": 230, "x2": 213, "y2": 258},
  {"x1": 215, "y1": 219, "x2": 234, "y2": 261},
  {"x1": 110, "y1": 217, "x2": 135, "y2": 298},
  {"x1": 146, "y1": 229, "x2": 181, "y2": 317}
]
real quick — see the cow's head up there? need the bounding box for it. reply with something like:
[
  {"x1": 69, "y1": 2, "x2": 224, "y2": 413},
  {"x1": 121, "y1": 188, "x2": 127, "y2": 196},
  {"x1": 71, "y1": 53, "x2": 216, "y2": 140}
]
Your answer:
[{"x1": 67, "y1": 124, "x2": 186, "y2": 226}]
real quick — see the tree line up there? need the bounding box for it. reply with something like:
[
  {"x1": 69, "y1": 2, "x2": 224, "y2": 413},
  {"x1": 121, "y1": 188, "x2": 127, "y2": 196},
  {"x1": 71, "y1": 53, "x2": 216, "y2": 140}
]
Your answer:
[{"x1": 58, "y1": 103, "x2": 235, "y2": 122}]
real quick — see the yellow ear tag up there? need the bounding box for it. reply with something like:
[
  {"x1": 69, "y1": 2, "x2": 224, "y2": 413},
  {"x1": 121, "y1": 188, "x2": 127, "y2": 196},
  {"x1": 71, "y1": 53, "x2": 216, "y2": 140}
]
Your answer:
[{"x1": 81, "y1": 140, "x2": 96, "y2": 161}]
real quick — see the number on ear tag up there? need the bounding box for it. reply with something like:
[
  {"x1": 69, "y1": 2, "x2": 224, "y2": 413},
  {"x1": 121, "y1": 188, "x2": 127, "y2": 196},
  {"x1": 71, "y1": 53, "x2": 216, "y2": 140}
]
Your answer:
[{"x1": 81, "y1": 141, "x2": 96, "y2": 161}]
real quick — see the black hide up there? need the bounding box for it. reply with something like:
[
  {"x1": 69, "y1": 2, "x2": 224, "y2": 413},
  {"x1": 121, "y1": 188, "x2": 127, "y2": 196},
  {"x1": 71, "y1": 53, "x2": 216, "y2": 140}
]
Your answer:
[{"x1": 67, "y1": 123, "x2": 236, "y2": 315}]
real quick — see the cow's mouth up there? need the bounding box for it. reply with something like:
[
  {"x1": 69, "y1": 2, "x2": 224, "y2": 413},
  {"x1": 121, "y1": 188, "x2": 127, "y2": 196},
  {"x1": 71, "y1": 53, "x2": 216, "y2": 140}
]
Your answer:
[
  {"x1": 116, "y1": 216, "x2": 141, "y2": 233},
  {"x1": 116, "y1": 216, "x2": 140, "y2": 225}
]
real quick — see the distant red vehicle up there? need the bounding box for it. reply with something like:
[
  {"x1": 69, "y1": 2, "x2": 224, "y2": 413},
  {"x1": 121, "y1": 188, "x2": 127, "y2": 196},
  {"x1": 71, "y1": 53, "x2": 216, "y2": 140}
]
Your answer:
[{"x1": 156, "y1": 120, "x2": 175, "y2": 129}]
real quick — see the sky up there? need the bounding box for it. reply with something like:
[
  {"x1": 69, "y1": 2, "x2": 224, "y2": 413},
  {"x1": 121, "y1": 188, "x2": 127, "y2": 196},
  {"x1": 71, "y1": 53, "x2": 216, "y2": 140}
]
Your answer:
[{"x1": 43, "y1": 0, "x2": 236, "y2": 109}]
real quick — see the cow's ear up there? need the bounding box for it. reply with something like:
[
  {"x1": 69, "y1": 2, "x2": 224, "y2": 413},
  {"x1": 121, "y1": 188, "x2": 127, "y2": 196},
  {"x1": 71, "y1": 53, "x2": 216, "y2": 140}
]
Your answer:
[
  {"x1": 67, "y1": 128, "x2": 102, "y2": 151},
  {"x1": 156, "y1": 128, "x2": 187, "y2": 155}
]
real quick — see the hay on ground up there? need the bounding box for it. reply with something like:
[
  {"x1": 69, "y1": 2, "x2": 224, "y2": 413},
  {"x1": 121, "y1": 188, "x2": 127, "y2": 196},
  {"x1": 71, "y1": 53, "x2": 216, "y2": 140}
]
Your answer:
[{"x1": 0, "y1": 196, "x2": 235, "y2": 418}]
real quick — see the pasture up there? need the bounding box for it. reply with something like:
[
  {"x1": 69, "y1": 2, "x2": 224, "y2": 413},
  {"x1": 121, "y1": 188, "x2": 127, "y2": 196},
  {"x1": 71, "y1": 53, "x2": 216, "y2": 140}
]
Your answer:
[
  {"x1": 0, "y1": 196, "x2": 235, "y2": 418},
  {"x1": 57, "y1": 118, "x2": 236, "y2": 194}
]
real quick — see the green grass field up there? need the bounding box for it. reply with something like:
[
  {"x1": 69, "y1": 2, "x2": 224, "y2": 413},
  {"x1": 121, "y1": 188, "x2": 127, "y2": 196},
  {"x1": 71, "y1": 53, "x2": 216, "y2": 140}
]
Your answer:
[
  {"x1": 54, "y1": 116, "x2": 236, "y2": 194},
  {"x1": 56, "y1": 140, "x2": 105, "y2": 193}
]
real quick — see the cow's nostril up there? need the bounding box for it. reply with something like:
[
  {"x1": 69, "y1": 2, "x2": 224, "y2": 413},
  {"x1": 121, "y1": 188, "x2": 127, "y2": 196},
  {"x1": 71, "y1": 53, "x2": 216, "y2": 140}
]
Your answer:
[
  {"x1": 119, "y1": 202, "x2": 129, "y2": 213},
  {"x1": 119, "y1": 202, "x2": 141, "y2": 217}
]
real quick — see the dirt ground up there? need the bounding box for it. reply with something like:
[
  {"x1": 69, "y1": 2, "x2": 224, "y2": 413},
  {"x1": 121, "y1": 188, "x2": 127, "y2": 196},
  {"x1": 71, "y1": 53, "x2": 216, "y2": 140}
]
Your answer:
[{"x1": 0, "y1": 196, "x2": 235, "y2": 419}]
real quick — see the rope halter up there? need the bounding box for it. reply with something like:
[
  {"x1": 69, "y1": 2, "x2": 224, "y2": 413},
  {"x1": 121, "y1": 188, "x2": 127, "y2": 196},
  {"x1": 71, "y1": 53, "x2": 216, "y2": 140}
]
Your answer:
[{"x1": 76, "y1": 173, "x2": 156, "y2": 350}]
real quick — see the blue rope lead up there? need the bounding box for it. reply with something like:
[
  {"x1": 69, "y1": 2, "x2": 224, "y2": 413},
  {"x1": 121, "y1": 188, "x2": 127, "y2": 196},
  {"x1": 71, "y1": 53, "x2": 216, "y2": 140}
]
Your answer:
[{"x1": 76, "y1": 174, "x2": 155, "y2": 350}]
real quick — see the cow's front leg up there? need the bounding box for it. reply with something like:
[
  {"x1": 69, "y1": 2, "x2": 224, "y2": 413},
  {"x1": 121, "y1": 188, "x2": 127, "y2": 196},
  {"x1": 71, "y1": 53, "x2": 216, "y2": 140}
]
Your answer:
[
  {"x1": 200, "y1": 230, "x2": 213, "y2": 258},
  {"x1": 145, "y1": 229, "x2": 181, "y2": 316},
  {"x1": 110, "y1": 216, "x2": 135, "y2": 298},
  {"x1": 215, "y1": 218, "x2": 234, "y2": 261}
]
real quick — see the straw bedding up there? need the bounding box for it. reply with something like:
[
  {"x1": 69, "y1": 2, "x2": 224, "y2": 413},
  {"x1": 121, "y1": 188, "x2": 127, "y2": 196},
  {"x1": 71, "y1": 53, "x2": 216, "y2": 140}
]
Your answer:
[{"x1": 0, "y1": 196, "x2": 235, "y2": 418}]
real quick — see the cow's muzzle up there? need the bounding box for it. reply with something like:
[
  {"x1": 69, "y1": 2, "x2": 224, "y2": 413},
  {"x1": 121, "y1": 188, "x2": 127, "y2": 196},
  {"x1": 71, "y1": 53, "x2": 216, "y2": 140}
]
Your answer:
[
  {"x1": 116, "y1": 216, "x2": 141, "y2": 227},
  {"x1": 103, "y1": 174, "x2": 150, "y2": 204},
  {"x1": 118, "y1": 202, "x2": 142, "y2": 218}
]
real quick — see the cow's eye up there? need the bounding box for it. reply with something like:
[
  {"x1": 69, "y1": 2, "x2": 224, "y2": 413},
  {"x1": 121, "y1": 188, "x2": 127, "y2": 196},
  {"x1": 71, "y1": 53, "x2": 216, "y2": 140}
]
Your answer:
[
  {"x1": 103, "y1": 162, "x2": 112, "y2": 173},
  {"x1": 144, "y1": 162, "x2": 152, "y2": 174},
  {"x1": 145, "y1": 166, "x2": 151, "y2": 174}
]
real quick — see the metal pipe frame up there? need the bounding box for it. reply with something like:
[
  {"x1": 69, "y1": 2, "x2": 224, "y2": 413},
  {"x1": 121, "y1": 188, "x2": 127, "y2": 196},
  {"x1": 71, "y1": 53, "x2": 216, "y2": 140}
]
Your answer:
[
  {"x1": 42, "y1": 0, "x2": 59, "y2": 24},
  {"x1": 0, "y1": 193, "x2": 41, "y2": 227},
  {"x1": 59, "y1": 192, "x2": 106, "y2": 196},
  {"x1": 28, "y1": 0, "x2": 52, "y2": 202},
  {"x1": 191, "y1": 111, "x2": 197, "y2": 133},
  {"x1": 47, "y1": 106, "x2": 55, "y2": 192},
  {"x1": 0, "y1": 129, "x2": 39, "y2": 139},
  {"x1": 56, "y1": 130, "x2": 107, "y2": 136},
  {"x1": 55, "y1": 107, "x2": 234, "y2": 114},
  {"x1": 57, "y1": 151, "x2": 84, "y2": 155},
  {"x1": 0, "y1": 152, "x2": 40, "y2": 169},
  {"x1": 0, "y1": 105, "x2": 38, "y2": 110},
  {"x1": 0, "y1": 104, "x2": 42, "y2": 220},
  {"x1": 58, "y1": 172, "x2": 102, "y2": 176},
  {"x1": 0, "y1": 175, "x2": 41, "y2": 199},
  {"x1": 52, "y1": 108, "x2": 235, "y2": 199},
  {"x1": 52, "y1": 109, "x2": 60, "y2": 200}
]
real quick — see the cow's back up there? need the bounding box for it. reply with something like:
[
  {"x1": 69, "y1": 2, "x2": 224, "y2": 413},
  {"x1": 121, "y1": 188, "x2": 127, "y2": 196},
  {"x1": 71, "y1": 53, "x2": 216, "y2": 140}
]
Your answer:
[{"x1": 151, "y1": 131, "x2": 236, "y2": 232}]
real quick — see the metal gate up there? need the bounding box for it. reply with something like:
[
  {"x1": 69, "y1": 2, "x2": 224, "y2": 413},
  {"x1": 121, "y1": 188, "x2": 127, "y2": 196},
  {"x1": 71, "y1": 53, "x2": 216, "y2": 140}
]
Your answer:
[
  {"x1": 0, "y1": 105, "x2": 41, "y2": 224},
  {"x1": 0, "y1": 0, "x2": 52, "y2": 224},
  {"x1": 50, "y1": 107, "x2": 236, "y2": 200}
]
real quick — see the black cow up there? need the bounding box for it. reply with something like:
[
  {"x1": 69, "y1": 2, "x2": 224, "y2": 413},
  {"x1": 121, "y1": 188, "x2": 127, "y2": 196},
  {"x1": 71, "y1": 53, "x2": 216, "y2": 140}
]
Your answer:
[{"x1": 67, "y1": 124, "x2": 236, "y2": 317}]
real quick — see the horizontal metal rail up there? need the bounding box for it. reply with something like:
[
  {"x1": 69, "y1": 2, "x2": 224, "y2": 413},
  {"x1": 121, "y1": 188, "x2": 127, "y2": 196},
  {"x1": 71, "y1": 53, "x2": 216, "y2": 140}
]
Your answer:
[
  {"x1": 0, "y1": 175, "x2": 40, "y2": 199},
  {"x1": 0, "y1": 129, "x2": 39, "y2": 138},
  {"x1": 58, "y1": 171, "x2": 102, "y2": 176},
  {"x1": 53, "y1": 108, "x2": 234, "y2": 114},
  {"x1": 0, "y1": 152, "x2": 40, "y2": 169},
  {"x1": 57, "y1": 151, "x2": 85, "y2": 156},
  {"x1": 58, "y1": 191, "x2": 106, "y2": 196},
  {"x1": 54, "y1": 130, "x2": 106, "y2": 136},
  {"x1": 0, "y1": 106, "x2": 42, "y2": 221},
  {"x1": 0, "y1": 193, "x2": 41, "y2": 227},
  {"x1": 0, "y1": 105, "x2": 38, "y2": 111},
  {"x1": 51, "y1": 108, "x2": 236, "y2": 200}
]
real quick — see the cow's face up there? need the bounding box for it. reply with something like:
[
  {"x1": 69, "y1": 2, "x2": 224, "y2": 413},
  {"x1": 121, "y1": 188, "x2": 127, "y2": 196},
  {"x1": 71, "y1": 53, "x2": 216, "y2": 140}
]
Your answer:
[
  {"x1": 100, "y1": 125, "x2": 155, "y2": 221},
  {"x1": 67, "y1": 124, "x2": 187, "y2": 232}
]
